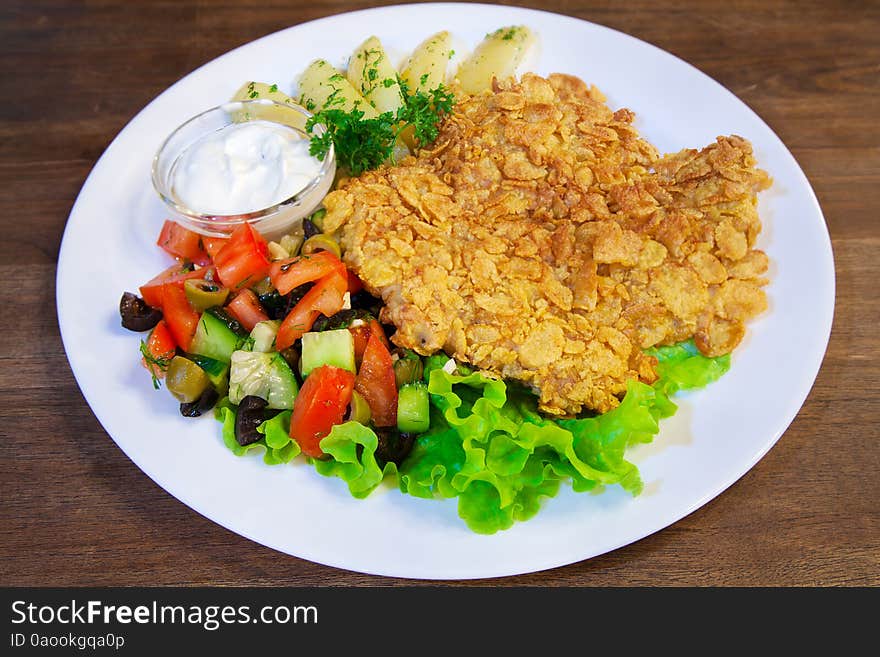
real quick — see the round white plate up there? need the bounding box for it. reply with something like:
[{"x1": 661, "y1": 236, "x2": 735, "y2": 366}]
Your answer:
[{"x1": 57, "y1": 3, "x2": 834, "y2": 579}]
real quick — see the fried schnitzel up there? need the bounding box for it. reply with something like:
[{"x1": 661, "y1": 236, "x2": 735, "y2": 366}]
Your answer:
[{"x1": 322, "y1": 73, "x2": 771, "y2": 415}]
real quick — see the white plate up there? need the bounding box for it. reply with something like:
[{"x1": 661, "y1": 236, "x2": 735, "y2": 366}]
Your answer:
[{"x1": 57, "y1": 3, "x2": 834, "y2": 579}]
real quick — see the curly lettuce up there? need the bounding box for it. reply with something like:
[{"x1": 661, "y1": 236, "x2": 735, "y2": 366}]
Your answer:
[{"x1": 215, "y1": 341, "x2": 730, "y2": 534}]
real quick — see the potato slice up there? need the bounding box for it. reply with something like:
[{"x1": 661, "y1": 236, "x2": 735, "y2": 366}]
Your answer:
[
  {"x1": 297, "y1": 59, "x2": 378, "y2": 118},
  {"x1": 229, "y1": 81, "x2": 309, "y2": 130},
  {"x1": 455, "y1": 26, "x2": 535, "y2": 94},
  {"x1": 347, "y1": 36, "x2": 404, "y2": 114},
  {"x1": 400, "y1": 30, "x2": 452, "y2": 93}
]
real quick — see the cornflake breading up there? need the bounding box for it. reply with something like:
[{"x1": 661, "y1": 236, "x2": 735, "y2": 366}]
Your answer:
[{"x1": 323, "y1": 73, "x2": 771, "y2": 415}]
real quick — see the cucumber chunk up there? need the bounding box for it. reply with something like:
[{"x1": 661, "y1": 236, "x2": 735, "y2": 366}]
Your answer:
[
  {"x1": 300, "y1": 328, "x2": 356, "y2": 377},
  {"x1": 185, "y1": 353, "x2": 230, "y2": 389},
  {"x1": 189, "y1": 311, "x2": 245, "y2": 364},
  {"x1": 397, "y1": 382, "x2": 430, "y2": 433},
  {"x1": 228, "y1": 350, "x2": 299, "y2": 410}
]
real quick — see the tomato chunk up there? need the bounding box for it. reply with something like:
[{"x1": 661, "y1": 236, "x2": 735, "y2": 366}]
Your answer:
[
  {"x1": 275, "y1": 272, "x2": 348, "y2": 351},
  {"x1": 201, "y1": 236, "x2": 229, "y2": 260},
  {"x1": 269, "y1": 250, "x2": 347, "y2": 296},
  {"x1": 213, "y1": 223, "x2": 271, "y2": 289},
  {"x1": 141, "y1": 319, "x2": 176, "y2": 382},
  {"x1": 349, "y1": 318, "x2": 389, "y2": 366},
  {"x1": 160, "y1": 283, "x2": 200, "y2": 351},
  {"x1": 347, "y1": 270, "x2": 364, "y2": 294},
  {"x1": 355, "y1": 332, "x2": 398, "y2": 427},
  {"x1": 157, "y1": 220, "x2": 210, "y2": 265},
  {"x1": 289, "y1": 365, "x2": 356, "y2": 458},
  {"x1": 226, "y1": 289, "x2": 269, "y2": 332},
  {"x1": 139, "y1": 263, "x2": 212, "y2": 309}
]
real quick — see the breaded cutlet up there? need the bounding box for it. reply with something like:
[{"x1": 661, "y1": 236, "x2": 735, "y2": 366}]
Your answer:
[{"x1": 323, "y1": 73, "x2": 771, "y2": 415}]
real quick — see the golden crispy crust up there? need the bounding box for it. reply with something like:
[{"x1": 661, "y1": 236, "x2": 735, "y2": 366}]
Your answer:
[{"x1": 324, "y1": 73, "x2": 772, "y2": 415}]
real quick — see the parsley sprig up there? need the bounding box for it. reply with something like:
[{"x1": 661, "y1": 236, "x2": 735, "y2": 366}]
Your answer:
[{"x1": 305, "y1": 81, "x2": 455, "y2": 176}]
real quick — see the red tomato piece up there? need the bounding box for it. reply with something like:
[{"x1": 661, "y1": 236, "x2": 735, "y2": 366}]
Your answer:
[
  {"x1": 225, "y1": 289, "x2": 269, "y2": 332},
  {"x1": 160, "y1": 283, "x2": 200, "y2": 351},
  {"x1": 213, "y1": 223, "x2": 271, "y2": 290},
  {"x1": 275, "y1": 272, "x2": 348, "y2": 351},
  {"x1": 346, "y1": 269, "x2": 364, "y2": 294},
  {"x1": 139, "y1": 263, "x2": 212, "y2": 309},
  {"x1": 156, "y1": 220, "x2": 210, "y2": 265},
  {"x1": 141, "y1": 320, "x2": 176, "y2": 381},
  {"x1": 201, "y1": 236, "x2": 229, "y2": 260},
  {"x1": 349, "y1": 324, "x2": 371, "y2": 366},
  {"x1": 289, "y1": 365, "x2": 356, "y2": 458},
  {"x1": 349, "y1": 318, "x2": 389, "y2": 366},
  {"x1": 355, "y1": 332, "x2": 398, "y2": 427},
  {"x1": 269, "y1": 250, "x2": 347, "y2": 296}
]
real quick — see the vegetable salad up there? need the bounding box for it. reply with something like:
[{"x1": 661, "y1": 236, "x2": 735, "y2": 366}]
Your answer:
[{"x1": 121, "y1": 216, "x2": 730, "y2": 534}]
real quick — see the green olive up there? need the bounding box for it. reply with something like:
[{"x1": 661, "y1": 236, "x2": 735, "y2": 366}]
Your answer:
[
  {"x1": 347, "y1": 390, "x2": 372, "y2": 425},
  {"x1": 184, "y1": 279, "x2": 229, "y2": 311},
  {"x1": 394, "y1": 354, "x2": 424, "y2": 388},
  {"x1": 308, "y1": 208, "x2": 327, "y2": 232},
  {"x1": 301, "y1": 234, "x2": 342, "y2": 259},
  {"x1": 249, "y1": 276, "x2": 275, "y2": 297},
  {"x1": 165, "y1": 356, "x2": 211, "y2": 403}
]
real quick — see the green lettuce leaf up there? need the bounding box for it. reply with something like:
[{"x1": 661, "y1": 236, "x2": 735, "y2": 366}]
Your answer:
[
  {"x1": 398, "y1": 340, "x2": 730, "y2": 533},
  {"x1": 213, "y1": 341, "x2": 729, "y2": 535},
  {"x1": 312, "y1": 421, "x2": 398, "y2": 498}
]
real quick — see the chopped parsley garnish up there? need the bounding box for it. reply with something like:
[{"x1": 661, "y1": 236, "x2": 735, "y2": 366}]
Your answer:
[
  {"x1": 269, "y1": 83, "x2": 278, "y2": 93},
  {"x1": 305, "y1": 81, "x2": 455, "y2": 176}
]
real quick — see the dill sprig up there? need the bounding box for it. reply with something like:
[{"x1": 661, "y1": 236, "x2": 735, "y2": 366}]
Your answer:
[{"x1": 139, "y1": 339, "x2": 172, "y2": 390}]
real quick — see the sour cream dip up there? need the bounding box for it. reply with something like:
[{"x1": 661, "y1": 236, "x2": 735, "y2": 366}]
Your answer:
[{"x1": 170, "y1": 119, "x2": 322, "y2": 215}]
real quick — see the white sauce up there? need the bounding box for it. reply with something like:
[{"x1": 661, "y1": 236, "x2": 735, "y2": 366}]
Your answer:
[{"x1": 171, "y1": 120, "x2": 322, "y2": 215}]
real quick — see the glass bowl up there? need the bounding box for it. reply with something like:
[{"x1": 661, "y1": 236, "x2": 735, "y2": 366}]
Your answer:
[{"x1": 151, "y1": 99, "x2": 335, "y2": 240}]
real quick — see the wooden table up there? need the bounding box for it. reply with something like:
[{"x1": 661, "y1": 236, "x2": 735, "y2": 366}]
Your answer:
[{"x1": 1, "y1": 0, "x2": 876, "y2": 586}]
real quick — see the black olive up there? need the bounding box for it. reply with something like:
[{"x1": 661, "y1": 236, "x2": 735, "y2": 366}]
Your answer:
[
  {"x1": 302, "y1": 218, "x2": 321, "y2": 239},
  {"x1": 257, "y1": 290, "x2": 289, "y2": 320},
  {"x1": 234, "y1": 396, "x2": 281, "y2": 446},
  {"x1": 235, "y1": 396, "x2": 266, "y2": 446},
  {"x1": 311, "y1": 308, "x2": 374, "y2": 332},
  {"x1": 119, "y1": 292, "x2": 163, "y2": 332},
  {"x1": 179, "y1": 386, "x2": 220, "y2": 417},
  {"x1": 374, "y1": 428, "x2": 416, "y2": 467},
  {"x1": 278, "y1": 346, "x2": 301, "y2": 381},
  {"x1": 349, "y1": 289, "x2": 383, "y2": 316},
  {"x1": 286, "y1": 282, "x2": 314, "y2": 310}
]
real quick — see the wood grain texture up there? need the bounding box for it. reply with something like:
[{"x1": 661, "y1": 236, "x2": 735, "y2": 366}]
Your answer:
[{"x1": 0, "y1": 0, "x2": 877, "y2": 586}]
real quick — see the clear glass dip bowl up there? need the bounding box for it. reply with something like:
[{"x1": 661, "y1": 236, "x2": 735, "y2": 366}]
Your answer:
[{"x1": 151, "y1": 99, "x2": 335, "y2": 240}]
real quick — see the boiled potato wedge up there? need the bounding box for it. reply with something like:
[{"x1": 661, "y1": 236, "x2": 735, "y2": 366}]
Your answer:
[
  {"x1": 230, "y1": 81, "x2": 309, "y2": 130},
  {"x1": 347, "y1": 36, "x2": 404, "y2": 114},
  {"x1": 455, "y1": 26, "x2": 535, "y2": 94},
  {"x1": 298, "y1": 59, "x2": 378, "y2": 118},
  {"x1": 400, "y1": 30, "x2": 452, "y2": 93}
]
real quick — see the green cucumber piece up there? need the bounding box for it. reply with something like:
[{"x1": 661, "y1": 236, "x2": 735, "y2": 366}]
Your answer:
[
  {"x1": 397, "y1": 382, "x2": 430, "y2": 433},
  {"x1": 250, "y1": 320, "x2": 281, "y2": 353},
  {"x1": 185, "y1": 353, "x2": 229, "y2": 389},
  {"x1": 267, "y1": 354, "x2": 298, "y2": 410},
  {"x1": 300, "y1": 328, "x2": 356, "y2": 377},
  {"x1": 228, "y1": 351, "x2": 298, "y2": 410},
  {"x1": 190, "y1": 311, "x2": 245, "y2": 363}
]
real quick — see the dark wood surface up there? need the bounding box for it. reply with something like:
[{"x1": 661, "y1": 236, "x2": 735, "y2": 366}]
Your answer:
[{"x1": 1, "y1": 0, "x2": 877, "y2": 587}]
